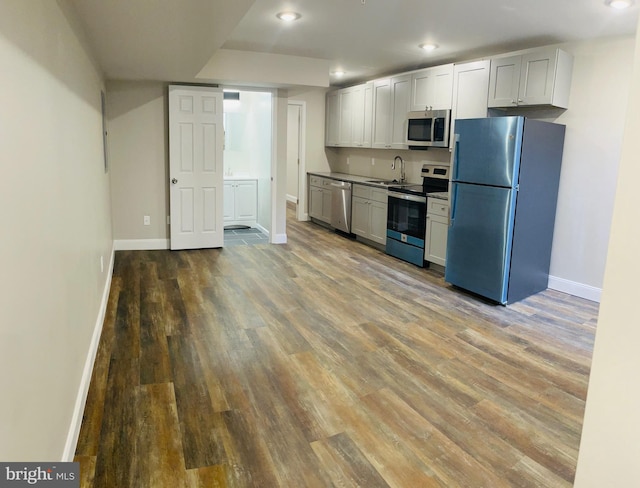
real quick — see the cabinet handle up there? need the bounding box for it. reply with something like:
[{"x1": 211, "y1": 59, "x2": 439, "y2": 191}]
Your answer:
[
  {"x1": 518, "y1": 99, "x2": 523, "y2": 103},
  {"x1": 511, "y1": 100, "x2": 517, "y2": 104}
]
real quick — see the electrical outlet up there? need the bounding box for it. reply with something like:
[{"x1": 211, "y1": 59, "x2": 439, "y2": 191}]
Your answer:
[
  {"x1": 100, "y1": 256, "x2": 104, "y2": 273},
  {"x1": 143, "y1": 215, "x2": 150, "y2": 226}
]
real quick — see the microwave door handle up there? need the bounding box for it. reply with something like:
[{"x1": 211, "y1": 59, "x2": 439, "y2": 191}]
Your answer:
[{"x1": 430, "y1": 118, "x2": 436, "y2": 144}]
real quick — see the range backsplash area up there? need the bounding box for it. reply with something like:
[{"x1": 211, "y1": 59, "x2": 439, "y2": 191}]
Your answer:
[{"x1": 325, "y1": 146, "x2": 452, "y2": 183}]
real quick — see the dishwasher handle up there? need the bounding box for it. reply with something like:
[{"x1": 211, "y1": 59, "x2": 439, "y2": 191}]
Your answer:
[{"x1": 330, "y1": 181, "x2": 351, "y2": 189}]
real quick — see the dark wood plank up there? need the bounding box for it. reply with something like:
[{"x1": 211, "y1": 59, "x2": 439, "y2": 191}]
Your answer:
[{"x1": 167, "y1": 333, "x2": 227, "y2": 470}]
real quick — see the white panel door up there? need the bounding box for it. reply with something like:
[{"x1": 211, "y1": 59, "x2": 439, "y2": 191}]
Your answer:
[{"x1": 169, "y1": 85, "x2": 224, "y2": 250}]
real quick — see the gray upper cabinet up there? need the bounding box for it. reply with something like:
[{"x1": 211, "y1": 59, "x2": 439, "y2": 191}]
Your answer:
[
  {"x1": 325, "y1": 90, "x2": 340, "y2": 146},
  {"x1": 372, "y1": 74, "x2": 411, "y2": 149},
  {"x1": 352, "y1": 82, "x2": 373, "y2": 148},
  {"x1": 389, "y1": 74, "x2": 411, "y2": 149},
  {"x1": 450, "y1": 59, "x2": 490, "y2": 148},
  {"x1": 488, "y1": 47, "x2": 574, "y2": 109},
  {"x1": 371, "y1": 78, "x2": 391, "y2": 148},
  {"x1": 325, "y1": 82, "x2": 373, "y2": 148},
  {"x1": 338, "y1": 87, "x2": 355, "y2": 145},
  {"x1": 410, "y1": 64, "x2": 454, "y2": 111}
]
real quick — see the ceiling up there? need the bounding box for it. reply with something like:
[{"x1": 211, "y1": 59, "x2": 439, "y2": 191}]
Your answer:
[{"x1": 67, "y1": 0, "x2": 639, "y2": 88}]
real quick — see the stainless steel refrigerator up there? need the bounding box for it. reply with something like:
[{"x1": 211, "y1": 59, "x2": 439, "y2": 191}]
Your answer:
[{"x1": 445, "y1": 116, "x2": 565, "y2": 304}]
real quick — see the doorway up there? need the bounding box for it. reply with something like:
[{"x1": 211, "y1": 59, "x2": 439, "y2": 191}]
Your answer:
[
  {"x1": 287, "y1": 100, "x2": 306, "y2": 221},
  {"x1": 222, "y1": 88, "x2": 273, "y2": 244}
]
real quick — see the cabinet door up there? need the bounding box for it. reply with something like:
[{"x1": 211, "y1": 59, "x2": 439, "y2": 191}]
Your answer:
[
  {"x1": 451, "y1": 60, "x2": 490, "y2": 147},
  {"x1": 425, "y1": 214, "x2": 449, "y2": 266},
  {"x1": 362, "y1": 82, "x2": 374, "y2": 147},
  {"x1": 390, "y1": 74, "x2": 411, "y2": 149},
  {"x1": 223, "y1": 181, "x2": 235, "y2": 221},
  {"x1": 432, "y1": 64, "x2": 454, "y2": 110},
  {"x1": 410, "y1": 68, "x2": 433, "y2": 111},
  {"x1": 234, "y1": 181, "x2": 257, "y2": 221},
  {"x1": 352, "y1": 82, "x2": 373, "y2": 148},
  {"x1": 325, "y1": 91, "x2": 340, "y2": 146},
  {"x1": 351, "y1": 196, "x2": 370, "y2": 238},
  {"x1": 372, "y1": 79, "x2": 391, "y2": 149},
  {"x1": 309, "y1": 186, "x2": 323, "y2": 219},
  {"x1": 488, "y1": 55, "x2": 521, "y2": 108},
  {"x1": 369, "y1": 200, "x2": 388, "y2": 245},
  {"x1": 519, "y1": 48, "x2": 558, "y2": 106},
  {"x1": 411, "y1": 65, "x2": 454, "y2": 111},
  {"x1": 338, "y1": 88, "x2": 354, "y2": 145}
]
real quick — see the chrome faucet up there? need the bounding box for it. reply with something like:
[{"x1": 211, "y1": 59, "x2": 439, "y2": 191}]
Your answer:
[{"x1": 393, "y1": 156, "x2": 406, "y2": 182}]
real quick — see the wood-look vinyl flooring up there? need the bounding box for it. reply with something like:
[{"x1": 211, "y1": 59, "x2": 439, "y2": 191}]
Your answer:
[{"x1": 75, "y1": 205, "x2": 598, "y2": 487}]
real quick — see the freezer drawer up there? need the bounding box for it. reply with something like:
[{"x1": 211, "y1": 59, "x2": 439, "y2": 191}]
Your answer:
[{"x1": 445, "y1": 182, "x2": 517, "y2": 304}]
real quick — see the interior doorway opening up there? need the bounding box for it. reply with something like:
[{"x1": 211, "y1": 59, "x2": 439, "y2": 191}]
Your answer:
[{"x1": 222, "y1": 88, "x2": 273, "y2": 243}]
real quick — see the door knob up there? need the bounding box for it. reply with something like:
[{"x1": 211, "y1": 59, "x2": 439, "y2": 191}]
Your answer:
[{"x1": 171, "y1": 178, "x2": 178, "y2": 184}]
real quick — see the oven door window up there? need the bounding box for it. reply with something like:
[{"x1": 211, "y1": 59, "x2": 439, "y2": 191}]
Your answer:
[
  {"x1": 407, "y1": 118, "x2": 432, "y2": 142},
  {"x1": 387, "y1": 196, "x2": 426, "y2": 239}
]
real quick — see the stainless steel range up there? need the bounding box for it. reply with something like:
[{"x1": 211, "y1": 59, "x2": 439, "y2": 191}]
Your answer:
[{"x1": 385, "y1": 163, "x2": 449, "y2": 266}]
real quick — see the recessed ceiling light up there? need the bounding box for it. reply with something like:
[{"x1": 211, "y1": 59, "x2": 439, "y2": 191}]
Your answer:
[
  {"x1": 419, "y1": 43, "x2": 438, "y2": 52},
  {"x1": 605, "y1": 0, "x2": 634, "y2": 8},
  {"x1": 276, "y1": 11, "x2": 301, "y2": 21},
  {"x1": 332, "y1": 70, "x2": 346, "y2": 77}
]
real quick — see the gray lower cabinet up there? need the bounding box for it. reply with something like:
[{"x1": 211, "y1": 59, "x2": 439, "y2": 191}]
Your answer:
[
  {"x1": 425, "y1": 197, "x2": 450, "y2": 266},
  {"x1": 352, "y1": 184, "x2": 388, "y2": 245},
  {"x1": 309, "y1": 175, "x2": 332, "y2": 224}
]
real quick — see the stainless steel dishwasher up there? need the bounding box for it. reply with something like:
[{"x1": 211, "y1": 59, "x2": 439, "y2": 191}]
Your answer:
[{"x1": 330, "y1": 180, "x2": 352, "y2": 233}]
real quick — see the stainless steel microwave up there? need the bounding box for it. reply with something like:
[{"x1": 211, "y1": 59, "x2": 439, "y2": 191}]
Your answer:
[{"x1": 406, "y1": 109, "x2": 451, "y2": 148}]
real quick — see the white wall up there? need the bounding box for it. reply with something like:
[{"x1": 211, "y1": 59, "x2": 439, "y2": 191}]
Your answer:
[
  {"x1": 108, "y1": 81, "x2": 168, "y2": 240},
  {"x1": 286, "y1": 103, "x2": 301, "y2": 202},
  {"x1": 289, "y1": 88, "x2": 331, "y2": 174},
  {"x1": 0, "y1": 0, "x2": 113, "y2": 460},
  {"x1": 272, "y1": 89, "x2": 288, "y2": 242},
  {"x1": 574, "y1": 19, "x2": 640, "y2": 487},
  {"x1": 223, "y1": 91, "x2": 272, "y2": 177},
  {"x1": 550, "y1": 36, "x2": 635, "y2": 297},
  {"x1": 288, "y1": 87, "x2": 331, "y2": 218}
]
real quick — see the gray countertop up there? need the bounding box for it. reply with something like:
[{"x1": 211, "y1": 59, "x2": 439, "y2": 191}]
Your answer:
[
  {"x1": 428, "y1": 192, "x2": 449, "y2": 201},
  {"x1": 308, "y1": 171, "x2": 416, "y2": 189},
  {"x1": 308, "y1": 171, "x2": 449, "y2": 199}
]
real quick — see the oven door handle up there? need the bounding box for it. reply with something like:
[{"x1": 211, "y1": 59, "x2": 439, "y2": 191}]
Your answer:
[{"x1": 388, "y1": 192, "x2": 427, "y2": 203}]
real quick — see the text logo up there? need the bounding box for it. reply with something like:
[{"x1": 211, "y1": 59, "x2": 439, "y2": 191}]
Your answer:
[{"x1": 0, "y1": 463, "x2": 79, "y2": 487}]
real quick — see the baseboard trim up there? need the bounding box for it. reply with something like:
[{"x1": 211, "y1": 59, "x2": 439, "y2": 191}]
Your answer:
[
  {"x1": 255, "y1": 223, "x2": 270, "y2": 237},
  {"x1": 272, "y1": 233, "x2": 287, "y2": 244},
  {"x1": 548, "y1": 275, "x2": 602, "y2": 303},
  {"x1": 62, "y1": 244, "x2": 115, "y2": 461},
  {"x1": 114, "y1": 238, "x2": 169, "y2": 251},
  {"x1": 286, "y1": 194, "x2": 298, "y2": 204}
]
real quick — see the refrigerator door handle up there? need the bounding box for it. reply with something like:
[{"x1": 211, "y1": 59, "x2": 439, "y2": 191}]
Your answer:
[
  {"x1": 449, "y1": 183, "x2": 458, "y2": 226},
  {"x1": 450, "y1": 133, "x2": 460, "y2": 180}
]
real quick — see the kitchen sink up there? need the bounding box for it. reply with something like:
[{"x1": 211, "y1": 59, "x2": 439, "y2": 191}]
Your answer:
[{"x1": 366, "y1": 179, "x2": 402, "y2": 185}]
